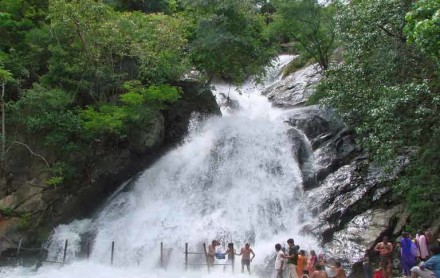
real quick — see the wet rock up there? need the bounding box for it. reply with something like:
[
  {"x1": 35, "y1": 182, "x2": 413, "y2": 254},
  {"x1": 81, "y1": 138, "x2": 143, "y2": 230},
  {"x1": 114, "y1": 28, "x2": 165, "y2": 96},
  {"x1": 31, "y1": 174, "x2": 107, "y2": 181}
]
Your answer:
[
  {"x1": 262, "y1": 64, "x2": 322, "y2": 108},
  {"x1": 283, "y1": 106, "x2": 359, "y2": 187},
  {"x1": 127, "y1": 112, "x2": 165, "y2": 155},
  {"x1": 165, "y1": 81, "x2": 221, "y2": 145},
  {"x1": 216, "y1": 92, "x2": 240, "y2": 111},
  {"x1": 305, "y1": 158, "x2": 405, "y2": 248},
  {"x1": 324, "y1": 204, "x2": 407, "y2": 265},
  {"x1": 287, "y1": 128, "x2": 316, "y2": 187}
]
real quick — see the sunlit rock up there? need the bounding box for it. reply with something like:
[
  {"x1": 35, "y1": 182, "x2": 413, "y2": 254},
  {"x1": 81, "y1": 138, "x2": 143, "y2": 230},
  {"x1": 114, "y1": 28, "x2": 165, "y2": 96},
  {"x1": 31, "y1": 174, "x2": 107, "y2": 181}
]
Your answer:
[{"x1": 262, "y1": 63, "x2": 322, "y2": 107}]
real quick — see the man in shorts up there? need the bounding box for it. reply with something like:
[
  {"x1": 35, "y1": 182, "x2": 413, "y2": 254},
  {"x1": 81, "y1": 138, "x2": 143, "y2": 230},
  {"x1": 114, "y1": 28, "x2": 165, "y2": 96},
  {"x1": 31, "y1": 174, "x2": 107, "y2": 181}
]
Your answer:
[
  {"x1": 237, "y1": 243, "x2": 256, "y2": 274},
  {"x1": 374, "y1": 236, "x2": 393, "y2": 278}
]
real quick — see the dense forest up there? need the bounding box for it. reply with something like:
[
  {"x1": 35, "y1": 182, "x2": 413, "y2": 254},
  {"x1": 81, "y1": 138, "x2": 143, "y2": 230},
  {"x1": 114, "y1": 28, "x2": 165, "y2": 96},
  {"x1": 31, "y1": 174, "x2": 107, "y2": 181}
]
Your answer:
[{"x1": 0, "y1": 0, "x2": 438, "y2": 234}]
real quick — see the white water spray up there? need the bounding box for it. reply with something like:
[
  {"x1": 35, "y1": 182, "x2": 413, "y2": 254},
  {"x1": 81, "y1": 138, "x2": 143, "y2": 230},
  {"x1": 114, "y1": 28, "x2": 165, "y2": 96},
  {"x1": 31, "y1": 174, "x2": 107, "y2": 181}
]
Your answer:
[{"x1": 1, "y1": 55, "x2": 320, "y2": 278}]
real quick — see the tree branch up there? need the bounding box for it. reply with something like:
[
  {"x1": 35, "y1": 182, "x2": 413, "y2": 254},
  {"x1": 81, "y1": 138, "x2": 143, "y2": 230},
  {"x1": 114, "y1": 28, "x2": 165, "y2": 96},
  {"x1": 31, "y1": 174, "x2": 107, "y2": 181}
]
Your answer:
[{"x1": 4, "y1": 141, "x2": 51, "y2": 169}]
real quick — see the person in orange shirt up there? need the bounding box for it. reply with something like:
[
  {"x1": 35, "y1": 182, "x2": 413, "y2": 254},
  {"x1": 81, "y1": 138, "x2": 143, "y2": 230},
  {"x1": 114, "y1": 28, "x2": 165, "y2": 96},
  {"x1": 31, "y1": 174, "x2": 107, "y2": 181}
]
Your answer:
[{"x1": 297, "y1": 250, "x2": 307, "y2": 276}]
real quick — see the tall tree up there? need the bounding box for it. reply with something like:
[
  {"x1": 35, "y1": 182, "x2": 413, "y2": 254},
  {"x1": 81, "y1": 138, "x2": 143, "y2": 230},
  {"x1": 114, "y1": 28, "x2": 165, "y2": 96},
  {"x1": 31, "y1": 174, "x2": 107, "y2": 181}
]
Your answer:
[
  {"x1": 405, "y1": 0, "x2": 440, "y2": 70},
  {"x1": 44, "y1": 0, "x2": 190, "y2": 103},
  {"x1": 186, "y1": 0, "x2": 276, "y2": 84},
  {"x1": 0, "y1": 64, "x2": 13, "y2": 160},
  {"x1": 270, "y1": 0, "x2": 337, "y2": 70}
]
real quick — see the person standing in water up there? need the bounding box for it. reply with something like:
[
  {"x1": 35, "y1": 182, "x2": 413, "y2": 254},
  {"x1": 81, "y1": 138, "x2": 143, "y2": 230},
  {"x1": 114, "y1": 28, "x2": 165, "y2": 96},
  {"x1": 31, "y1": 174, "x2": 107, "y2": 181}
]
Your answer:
[
  {"x1": 374, "y1": 236, "x2": 394, "y2": 278},
  {"x1": 237, "y1": 243, "x2": 256, "y2": 274},
  {"x1": 207, "y1": 240, "x2": 220, "y2": 267},
  {"x1": 275, "y1": 243, "x2": 286, "y2": 278},
  {"x1": 286, "y1": 238, "x2": 300, "y2": 278},
  {"x1": 224, "y1": 243, "x2": 236, "y2": 271}
]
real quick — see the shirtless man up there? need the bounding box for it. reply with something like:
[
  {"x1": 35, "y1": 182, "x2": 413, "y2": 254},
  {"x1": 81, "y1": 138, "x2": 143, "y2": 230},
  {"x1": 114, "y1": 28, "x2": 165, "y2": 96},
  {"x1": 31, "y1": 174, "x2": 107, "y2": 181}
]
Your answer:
[
  {"x1": 237, "y1": 243, "x2": 256, "y2": 274},
  {"x1": 334, "y1": 262, "x2": 346, "y2": 278},
  {"x1": 374, "y1": 236, "x2": 393, "y2": 278},
  {"x1": 310, "y1": 264, "x2": 328, "y2": 278}
]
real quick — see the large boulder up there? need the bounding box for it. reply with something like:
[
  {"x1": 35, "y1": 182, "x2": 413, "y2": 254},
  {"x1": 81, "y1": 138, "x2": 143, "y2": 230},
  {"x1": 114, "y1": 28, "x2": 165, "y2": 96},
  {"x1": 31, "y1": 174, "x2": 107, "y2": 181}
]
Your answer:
[
  {"x1": 324, "y1": 204, "x2": 408, "y2": 265},
  {"x1": 262, "y1": 63, "x2": 322, "y2": 107},
  {"x1": 283, "y1": 106, "x2": 359, "y2": 188}
]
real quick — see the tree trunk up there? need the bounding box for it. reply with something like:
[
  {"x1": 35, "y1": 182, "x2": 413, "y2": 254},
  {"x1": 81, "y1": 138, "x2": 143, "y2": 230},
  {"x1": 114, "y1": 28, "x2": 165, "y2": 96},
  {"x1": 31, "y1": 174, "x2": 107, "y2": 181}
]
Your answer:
[{"x1": 1, "y1": 82, "x2": 5, "y2": 159}]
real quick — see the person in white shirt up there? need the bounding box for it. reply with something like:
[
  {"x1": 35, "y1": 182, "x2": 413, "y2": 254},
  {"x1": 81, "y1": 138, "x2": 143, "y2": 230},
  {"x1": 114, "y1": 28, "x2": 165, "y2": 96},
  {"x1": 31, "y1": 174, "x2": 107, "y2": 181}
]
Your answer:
[{"x1": 275, "y1": 243, "x2": 287, "y2": 278}]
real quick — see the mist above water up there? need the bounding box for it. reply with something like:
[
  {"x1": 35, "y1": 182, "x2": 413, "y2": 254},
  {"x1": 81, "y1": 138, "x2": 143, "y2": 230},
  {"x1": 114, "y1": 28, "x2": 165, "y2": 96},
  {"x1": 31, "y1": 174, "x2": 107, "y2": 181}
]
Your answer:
[{"x1": 1, "y1": 55, "x2": 319, "y2": 278}]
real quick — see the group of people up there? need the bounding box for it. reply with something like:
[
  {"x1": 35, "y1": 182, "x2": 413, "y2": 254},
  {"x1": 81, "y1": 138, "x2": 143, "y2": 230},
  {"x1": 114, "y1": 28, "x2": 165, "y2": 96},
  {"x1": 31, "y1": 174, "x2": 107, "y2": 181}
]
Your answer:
[
  {"x1": 369, "y1": 229, "x2": 440, "y2": 278},
  {"x1": 207, "y1": 240, "x2": 256, "y2": 273},
  {"x1": 274, "y1": 238, "x2": 347, "y2": 278},
  {"x1": 206, "y1": 229, "x2": 440, "y2": 278}
]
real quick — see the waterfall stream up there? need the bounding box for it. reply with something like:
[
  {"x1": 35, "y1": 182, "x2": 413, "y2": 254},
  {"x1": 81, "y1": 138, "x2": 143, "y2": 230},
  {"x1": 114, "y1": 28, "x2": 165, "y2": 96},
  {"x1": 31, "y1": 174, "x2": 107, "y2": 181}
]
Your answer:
[{"x1": 1, "y1": 55, "x2": 320, "y2": 278}]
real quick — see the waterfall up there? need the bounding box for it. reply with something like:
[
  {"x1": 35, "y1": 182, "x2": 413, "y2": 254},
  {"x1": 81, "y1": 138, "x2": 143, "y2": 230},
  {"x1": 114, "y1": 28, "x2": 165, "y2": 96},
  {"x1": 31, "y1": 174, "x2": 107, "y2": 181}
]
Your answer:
[{"x1": 1, "y1": 55, "x2": 320, "y2": 278}]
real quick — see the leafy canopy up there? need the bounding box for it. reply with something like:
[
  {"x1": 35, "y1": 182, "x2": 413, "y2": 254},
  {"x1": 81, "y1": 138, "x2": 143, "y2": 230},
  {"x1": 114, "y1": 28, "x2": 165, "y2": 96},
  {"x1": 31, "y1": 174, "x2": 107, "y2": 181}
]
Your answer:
[
  {"x1": 269, "y1": 0, "x2": 338, "y2": 70},
  {"x1": 187, "y1": 0, "x2": 276, "y2": 84}
]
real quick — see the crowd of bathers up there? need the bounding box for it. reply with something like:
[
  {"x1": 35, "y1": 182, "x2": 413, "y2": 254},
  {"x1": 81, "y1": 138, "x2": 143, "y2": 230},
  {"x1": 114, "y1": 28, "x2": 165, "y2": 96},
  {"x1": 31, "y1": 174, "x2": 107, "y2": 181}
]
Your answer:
[
  {"x1": 370, "y1": 228, "x2": 440, "y2": 278},
  {"x1": 274, "y1": 238, "x2": 346, "y2": 278},
  {"x1": 206, "y1": 228, "x2": 440, "y2": 278}
]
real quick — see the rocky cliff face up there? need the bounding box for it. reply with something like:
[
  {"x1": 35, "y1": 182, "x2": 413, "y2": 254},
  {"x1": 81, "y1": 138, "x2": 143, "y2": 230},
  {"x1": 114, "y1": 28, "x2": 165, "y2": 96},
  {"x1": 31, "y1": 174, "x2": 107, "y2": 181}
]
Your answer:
[
  {"x1": 266, "y1": 61, "x2": 413, "y2": 268},
  {"x1": 0, "y1": 81, "x2": 221, "y2": 257}
]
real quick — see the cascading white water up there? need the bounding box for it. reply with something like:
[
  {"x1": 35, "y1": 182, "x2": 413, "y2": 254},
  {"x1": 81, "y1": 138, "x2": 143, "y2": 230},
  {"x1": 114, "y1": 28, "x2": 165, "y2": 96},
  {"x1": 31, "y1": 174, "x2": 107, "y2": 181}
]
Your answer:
[{"x1": 0, "y1": 55, "x2": 320, "y2": 278}]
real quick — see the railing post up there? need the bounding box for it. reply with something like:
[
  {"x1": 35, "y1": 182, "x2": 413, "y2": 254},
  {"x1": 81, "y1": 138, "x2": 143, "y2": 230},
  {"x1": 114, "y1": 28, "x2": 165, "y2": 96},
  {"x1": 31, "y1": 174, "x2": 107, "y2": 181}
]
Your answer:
[
  {"x1": 111, "y1": 241, "x2": 115, "y2": 266},
  {"x1": 160, "y1": 242, "x2": 164, "y2": 268},
  {"x1": 62, "y1": 239, "x2": 68, "y2": 265},
  {"x1": 203, "y1": 243, "x2": 210, "y2": 274},
  {"x1": 16, "y1": 238, "x2": 22, "y2": 261},
  {"x1": 185, "y1": 243, "x2": 188, "y2": 271},
  {"x1": 231, "y1": 243, "x2": 234, "y2": 273},
  {"x1": 86, "y1": 240, "x2": 90, "y2": 259}
]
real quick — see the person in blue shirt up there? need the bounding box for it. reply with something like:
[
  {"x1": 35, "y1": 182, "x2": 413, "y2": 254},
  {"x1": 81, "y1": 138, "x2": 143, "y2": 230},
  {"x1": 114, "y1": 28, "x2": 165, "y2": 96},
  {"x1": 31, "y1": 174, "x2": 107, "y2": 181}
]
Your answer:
[{"x1": 411, "y1": 245, "x2": 440, "y2": 278}]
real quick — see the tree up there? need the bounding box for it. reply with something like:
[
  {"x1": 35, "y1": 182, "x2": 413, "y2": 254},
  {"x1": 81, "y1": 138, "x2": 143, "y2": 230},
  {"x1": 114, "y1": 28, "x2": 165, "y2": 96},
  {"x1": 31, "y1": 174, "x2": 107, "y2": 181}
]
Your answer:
[
  {"x1": 0, "y1": 64, "x2": 13, "y2": 159},
  {"x1": 187, "y1": 0, "x2": 276, "y2": 84},
  {"x1": 270, "y1": 0, "x2": 337, "y2": 70},
  {"x1": 42, "y1": 0, "x2": 190, "y2": 103},
  {"x1": 0, "y1": 0, "x2": 49, "y2": 97},
  {"x1": 405, "y1": 0, "x2": 440, "y2": 70},
  {"x1": 80, "y1": 82, "x2": 181, "y2": 139},
  {"x1": 106, "y1": 0, "x2": 178, "y2": 14}
]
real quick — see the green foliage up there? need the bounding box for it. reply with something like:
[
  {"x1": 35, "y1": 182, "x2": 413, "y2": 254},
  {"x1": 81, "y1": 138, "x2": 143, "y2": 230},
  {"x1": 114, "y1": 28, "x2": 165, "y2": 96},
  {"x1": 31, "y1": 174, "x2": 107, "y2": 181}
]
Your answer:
[
  {"x1": 187, "y1": 0, "x2": 276, "y2": 84},
  {"x1": 46, "y1": 161, "x2": 77, "y2": 187},
  {"x1": 107, "y1": 0, "x2": 179, "y2": 14},
  {"x1": 18, "y1": 212, "x2": 31, "y2": 230},
  {"x1": 281, "y1": 54, "x2": 310, "y2": 78},
  {"x1": 80, "y1": 105, "x2": 126, "y2": 138},
  {"x1": 0, "y1": 205, "x2": 15, "y2": 216},
  {"x1": 405, "y1": 0, "x2": 440, "y2": 69},
  {"x1": 0, "y1": 0, "x2": 279, "y2": 202},
  {"x1": 9, "y1": 86, "x2": 83, "y2": 152},
  {"x1": 397, "y1": 127, "x2": 440, "y2": 230},
  {"x1": 0, "y1": 66, "x2": 13, "y2": 83},
  {"x1": 80, "y1": 83, "x2": 180, "y2": 138},
  {"x1": 42, "y1": 0, "x2": 189, "y2": 102},
  {"x1": 270, "y1": 0, "x2": 338, "y2": 70}
]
